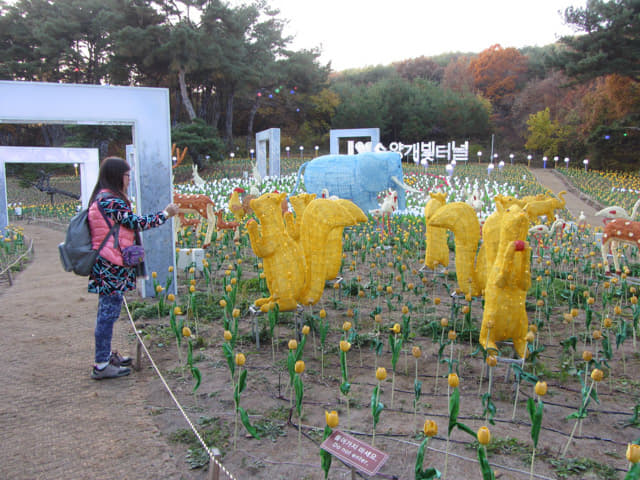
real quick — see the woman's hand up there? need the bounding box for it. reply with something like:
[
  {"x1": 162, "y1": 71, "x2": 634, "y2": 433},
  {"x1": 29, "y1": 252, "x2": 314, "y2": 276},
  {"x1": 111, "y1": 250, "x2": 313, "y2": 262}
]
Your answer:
[{"x1": 164, "y1": 203, "x2": 179, "y2": 217}]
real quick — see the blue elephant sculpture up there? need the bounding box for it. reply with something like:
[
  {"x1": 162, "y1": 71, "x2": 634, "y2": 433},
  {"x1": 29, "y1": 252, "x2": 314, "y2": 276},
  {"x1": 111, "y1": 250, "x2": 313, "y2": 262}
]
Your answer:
[{"x1": 291, "y1": 152, "x2": 414, "y2": 213}]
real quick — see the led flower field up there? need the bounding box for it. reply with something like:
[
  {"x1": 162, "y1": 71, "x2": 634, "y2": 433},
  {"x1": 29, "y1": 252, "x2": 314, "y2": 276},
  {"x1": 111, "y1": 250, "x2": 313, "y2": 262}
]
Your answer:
[{"x1": 6, "y1": 162, "x2": 640, "y2": 479}]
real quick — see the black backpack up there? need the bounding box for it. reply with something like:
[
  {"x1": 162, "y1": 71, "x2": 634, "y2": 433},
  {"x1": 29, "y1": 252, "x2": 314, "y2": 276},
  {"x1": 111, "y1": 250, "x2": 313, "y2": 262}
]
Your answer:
[{"x1": 58, "y1": 201, "x2": 118, "y2": 276}]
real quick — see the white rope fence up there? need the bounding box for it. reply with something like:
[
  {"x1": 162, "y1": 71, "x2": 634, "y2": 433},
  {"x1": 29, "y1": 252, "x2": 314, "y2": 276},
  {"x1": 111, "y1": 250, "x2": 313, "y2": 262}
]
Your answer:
[{"x1": 122, "y1": 296, "x2": 238, "y2": 480}]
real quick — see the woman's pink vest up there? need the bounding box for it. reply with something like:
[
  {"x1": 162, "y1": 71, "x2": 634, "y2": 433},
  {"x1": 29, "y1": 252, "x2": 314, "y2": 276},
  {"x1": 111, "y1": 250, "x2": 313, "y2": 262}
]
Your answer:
[{"x1": 89, "y1": 192, "x2": 135, "y2": 266}]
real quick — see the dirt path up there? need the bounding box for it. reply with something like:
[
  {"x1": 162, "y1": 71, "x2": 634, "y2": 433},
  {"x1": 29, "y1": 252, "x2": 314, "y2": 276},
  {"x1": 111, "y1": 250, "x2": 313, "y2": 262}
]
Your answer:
[
  {"x1": 529, "y1": 168, "x2": 603, "y2": 227},
  {"x1": 0, "y1": 223, "x2": 185, "y2": 480}
]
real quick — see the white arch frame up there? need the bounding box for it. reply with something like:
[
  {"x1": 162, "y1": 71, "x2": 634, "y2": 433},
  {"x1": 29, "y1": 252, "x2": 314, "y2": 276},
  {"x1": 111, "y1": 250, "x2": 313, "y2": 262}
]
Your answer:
[{"x1": 0, "y1": 81, "x2": 175, "y2": 297}]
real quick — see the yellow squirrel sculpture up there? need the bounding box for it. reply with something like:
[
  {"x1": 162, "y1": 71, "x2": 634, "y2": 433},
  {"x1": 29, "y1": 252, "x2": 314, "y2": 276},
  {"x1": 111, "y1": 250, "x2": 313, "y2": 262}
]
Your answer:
[
  {"x1": 247, "y1": 192, "x2": 366, "y2": 311},
  {"x1": 425, "y1": 197, "x2": 531, "y2": 358}
]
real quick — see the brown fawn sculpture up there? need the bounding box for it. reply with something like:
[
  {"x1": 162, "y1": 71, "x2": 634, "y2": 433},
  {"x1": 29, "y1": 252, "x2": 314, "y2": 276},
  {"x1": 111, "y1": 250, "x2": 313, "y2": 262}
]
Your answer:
[{"x1": 173, "y1": 193, "x2": 216, "y2": 248}]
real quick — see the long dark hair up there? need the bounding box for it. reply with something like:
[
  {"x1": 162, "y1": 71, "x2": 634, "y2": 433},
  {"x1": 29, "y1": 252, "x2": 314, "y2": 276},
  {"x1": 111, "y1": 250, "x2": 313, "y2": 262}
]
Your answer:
[{"x1": 89, "y1": 156, "x2": 130, "y2": 204}]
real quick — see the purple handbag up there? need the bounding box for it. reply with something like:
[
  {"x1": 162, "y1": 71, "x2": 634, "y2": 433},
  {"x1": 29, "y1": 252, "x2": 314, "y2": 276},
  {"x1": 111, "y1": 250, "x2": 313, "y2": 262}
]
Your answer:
[{"x1": 122, "y1": 245, "x2": 145, "y2": 266}]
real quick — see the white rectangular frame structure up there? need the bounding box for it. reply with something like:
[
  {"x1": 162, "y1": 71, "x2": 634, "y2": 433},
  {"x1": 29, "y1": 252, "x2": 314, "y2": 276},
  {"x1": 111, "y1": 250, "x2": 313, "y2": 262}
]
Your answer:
[
  {"x1": 256, "y1": 128, "x2": 281, "y2": 178},
  {"x1": 0, "y1": 147, "x2": 98, "y2": 216},
  {"x1": 0, "y1": 81, "x2": 176, "y2": 297},
  {"x1": 330, "y1": 128, "x2": 380, "y2": 155}
]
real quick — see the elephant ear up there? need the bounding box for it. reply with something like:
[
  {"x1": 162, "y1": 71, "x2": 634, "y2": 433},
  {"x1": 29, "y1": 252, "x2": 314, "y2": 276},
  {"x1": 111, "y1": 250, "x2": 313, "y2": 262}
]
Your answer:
[{"x1": 355, "y1": 152, "x2": 395, "y2": 192}]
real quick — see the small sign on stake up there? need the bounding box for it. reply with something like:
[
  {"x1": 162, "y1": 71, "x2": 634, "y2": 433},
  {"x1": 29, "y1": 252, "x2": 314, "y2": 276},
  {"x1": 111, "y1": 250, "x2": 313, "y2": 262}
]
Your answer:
[{"x1": 320, "y1": 430, "x2": 389, "y2": 476}]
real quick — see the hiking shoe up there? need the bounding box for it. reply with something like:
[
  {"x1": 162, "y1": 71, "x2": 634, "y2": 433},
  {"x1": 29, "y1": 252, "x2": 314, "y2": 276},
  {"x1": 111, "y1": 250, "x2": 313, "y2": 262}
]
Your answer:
[
  {"x1": 91, "y1": 363, "x2": 131, "y2": 380},
  {"x1": 109, "y1": 350, "x2": 132, "y2": 367}
]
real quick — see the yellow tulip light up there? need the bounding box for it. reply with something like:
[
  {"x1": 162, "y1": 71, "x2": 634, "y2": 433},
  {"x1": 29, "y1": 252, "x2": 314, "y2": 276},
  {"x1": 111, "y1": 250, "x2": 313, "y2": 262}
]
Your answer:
[
  {"x1": 448, "y1": 372, "x2": 459, "y2": 388},
  {"x1": 167, "y1": 293, "x2": 175, "y2": 302},
  {"x1": 294, "y1": 360, "x2": 305, "y2": 374},
  {"x1": 319, "y1": 309, "x2": 327, "y2": 319},
  {"x1": 591, "y1": 368, "x2": 604, "y2": 382},
  {"x1": 342, "y1": 321, "x2": 352, "y2": 332},
  {"x1": 448, "y1": 330, "x2": 457, "y2": 341},
  {"x1": 534, "y1": 381, "x2": 548, "y2": 396},
  {"x1": 223, "y1": 330, "x2": 232, "y2": 341},
  {"x1": 390, "y1": 323, "x2": 401, "y2": 334},
  {"x1": 412, "y1": 346, "x2": 422, "y2": 358},
  {"x1": 182, "y1": 326, "x2": 192, "y2": 337},
  {"x1": 325, "y1": 410, "x2": 339, "y2": 429},
  {"x1": 340, "y1": 340, "x2": 351, "y2": 352},
  {"x1": 376, "y1": 367, "x2": 387, "y2": 381},
  {"x1": 235, "y1": 353, "x2": 246, "y2": 366},
  {"x1": 288, "y1": 339, "x2": 298, "y2": 351},
  {"x1": 582, "y1": 350, "x2": 593, "y2": 362},
  {"x1": 155, "y1": 285, "x2": 163, "y2": 293},
  {"x1": 173, "y1": 306, "x2": 183, "y2": 316},
  {"x1": 486, "y1": 355, "x2": 498, "y2": 367},
  {"x1": 477, "y1": 426, "x2": 491, "y2": 445},
  {"x1": 301, "y1": 325, "x2": 310, "y2": 336},
  {"x1": 423, "y1": 419, "x2": 438, "y2": 437},
  {"x1": 232, "y1": 308, "x2": 240, "y2": 318},
  {"x1": 219, "y1": 299, "x2": 227, "y2": 308},
  {"x1": 440, "y1": 317, "x2": 448, "y2": 327},
  {"x1": 627, "y1": 443, "x2": 640, "y2": 464}
]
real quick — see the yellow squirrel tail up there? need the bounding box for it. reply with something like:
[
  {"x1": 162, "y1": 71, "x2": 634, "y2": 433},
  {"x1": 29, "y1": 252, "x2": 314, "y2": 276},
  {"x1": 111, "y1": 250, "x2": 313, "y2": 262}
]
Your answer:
[
  {"x1": 297, "y1": 199, "x2": 366, "y2": 305},
  {"x1": 427, "y1": 202, "x2": 483, "y2": 296}
]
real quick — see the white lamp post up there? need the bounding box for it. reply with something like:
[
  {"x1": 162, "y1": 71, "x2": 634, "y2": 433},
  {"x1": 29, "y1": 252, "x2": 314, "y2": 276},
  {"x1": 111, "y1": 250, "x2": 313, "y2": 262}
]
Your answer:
[
  {"x1": 509, "y1": 153, "x2": 514, "y2": 165},
  {"x1": 583, "y1": 159, "x2": 589, "y2": 171},
  {"x1": 477, "y1": 151, "x2": 482, "y2": 163},
  {"x1": 445, "y1": 163, "x2": 453, "y2": 178},
  {"x1": 564, "y1": 157, "x2": 570, "y2": 168},
  {"x1": 488, "y1": 163, "x2": 495, "y2": 177},
  {"x1": 554, "y1": 156, "x2": 559, "y2": 168},
  {"x1": 286, "y1": 146, "x2": 290, "y2": 158},
  {"x1": 493, "y1": 153, "x2": 498, "y2": 163},
  {"x1": 527, "y1": 154, "x2": 532, "y2": 168},
  {"x1": 314, "y1": 145, "x2": 319, "y2": 157},
  {"x1": 230, "y1": 152, "x2": 235, "y2": 160},
  {"x1": 299, "y1": 145, "x2": 304, "y2": 160},
  {"x1": 73, "y1": 162, "x2": 78, "y2": 177},
  {"x1": 498, "y1": 160, "x2": 504, "y2": 171},
  {"x1": 543, "y1": 156, "x2": 548, "y2": 168},
  {"x1": 250, "y1": 149, "x2": 254, "y2": 161}
]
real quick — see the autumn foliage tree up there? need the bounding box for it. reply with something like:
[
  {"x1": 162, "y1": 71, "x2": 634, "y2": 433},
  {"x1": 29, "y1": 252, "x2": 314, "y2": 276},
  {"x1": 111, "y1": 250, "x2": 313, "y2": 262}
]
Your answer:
[{"x1": 468, "y1": 44, "x2": 529, "y2": 147}]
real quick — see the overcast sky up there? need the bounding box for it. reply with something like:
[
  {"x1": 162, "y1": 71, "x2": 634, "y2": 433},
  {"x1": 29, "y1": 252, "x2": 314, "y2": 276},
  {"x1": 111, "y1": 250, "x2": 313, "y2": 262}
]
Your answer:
[{"x1": 248, "y1": 0, "x2": 587, "y2": 71}]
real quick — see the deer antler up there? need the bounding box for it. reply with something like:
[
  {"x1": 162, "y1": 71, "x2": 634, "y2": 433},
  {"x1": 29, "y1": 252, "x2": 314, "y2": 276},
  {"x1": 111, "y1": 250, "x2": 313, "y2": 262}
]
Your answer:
[{"x1": 171, "y1": 143, "x2": 189, "y2": 169}]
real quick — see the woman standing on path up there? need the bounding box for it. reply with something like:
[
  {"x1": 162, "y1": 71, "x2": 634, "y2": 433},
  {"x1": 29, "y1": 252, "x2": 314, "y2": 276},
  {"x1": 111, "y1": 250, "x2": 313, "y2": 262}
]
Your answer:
[{"x1": 88, "y1": 157, "x2": 179, "y2": 380}]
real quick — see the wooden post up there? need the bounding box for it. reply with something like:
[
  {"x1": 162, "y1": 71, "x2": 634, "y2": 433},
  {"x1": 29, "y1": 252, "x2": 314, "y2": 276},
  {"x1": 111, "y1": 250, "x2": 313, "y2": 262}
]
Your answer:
[
  {"x1": 135, "y1": 342, "x2": 142, "y2": 371},
  {"x1": 208, "y1": 448, "x2": 221, "y2": 480}
]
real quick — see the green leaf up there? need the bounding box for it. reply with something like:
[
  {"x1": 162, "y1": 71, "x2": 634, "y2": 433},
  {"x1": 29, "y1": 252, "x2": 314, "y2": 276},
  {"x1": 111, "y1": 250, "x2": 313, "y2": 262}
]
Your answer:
[
  {"x1": 340, "y1": 381, "x2": 351, "y2": 396},
  {"x1": 238, "y1": 368, "x2": 247, "y2": 395},
  {"x1": 340, "y1": 350, "x2": 348, "y2": 382},
  {"x1": 320, "y1": 426, "x2": 333, "y2": 480},
  {"x1": 455, "y1": 421, "x2": 476, "y2": 439},
  {"x1": 187, "y1": 340, "x2": 193, "y2": 367},
  {"x1": 414, "y1": 379, "x2": 422, "y2": 402},
  {"x1": 448, "y1": 388, "x2": 460, "y2": 436},
  {"x1": 528, "y1": 398, "x2": 544, "y2": 448},
  {"x1": 222, "y1": 342, "x2": 235, "y2": 378},
  {"x1": 295, "y1": 334, "x2": 307, "y2": 362},
  {"x1": 625, "y1": 461, "x2": 640, "y2": 480},
  {"x1": 294, "y1": 374, "x2": 304, "y2": 416},
  {"x1": 238, "y1": 406, "x2": 260, "y2": 439},
  {"x1": 190, "y1": 366, "x2": 201, "y2": 392},
  {"x1": 477, "y1": 446, "x2": 496, "y2": 480},
  {"x1": 415, "y1": 437, "x2": 442, "y2": 479}
]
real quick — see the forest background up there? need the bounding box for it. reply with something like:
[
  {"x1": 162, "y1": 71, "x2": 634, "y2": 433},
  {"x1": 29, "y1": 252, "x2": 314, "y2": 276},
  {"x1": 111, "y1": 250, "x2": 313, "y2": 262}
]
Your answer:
[{"x1": 0, "y1": 0, "x2": 638, "y2": 174}]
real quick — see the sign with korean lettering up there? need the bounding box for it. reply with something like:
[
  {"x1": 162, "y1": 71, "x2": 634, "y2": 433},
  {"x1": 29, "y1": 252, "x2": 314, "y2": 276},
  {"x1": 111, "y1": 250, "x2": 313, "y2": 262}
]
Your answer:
[
  {"x1": 320, "y1": 430, "x2": 389, "y2": 476},
  {"x1": 388, "y1": 140, "x2": 469, "y2": 164}
]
